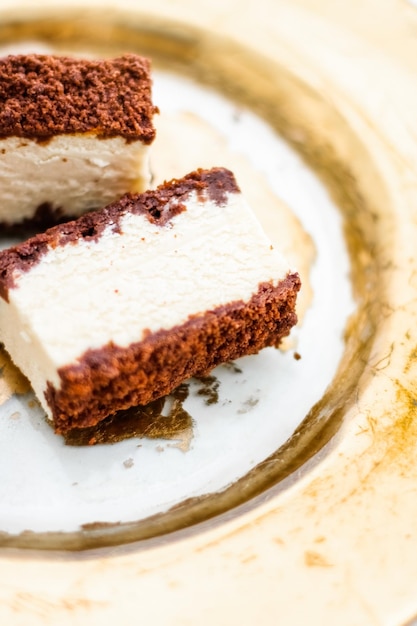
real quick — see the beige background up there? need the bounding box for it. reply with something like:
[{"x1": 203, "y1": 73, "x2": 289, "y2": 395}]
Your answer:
[{"x1": 1, "y1": 1, "x2": 417, "y2": 624}]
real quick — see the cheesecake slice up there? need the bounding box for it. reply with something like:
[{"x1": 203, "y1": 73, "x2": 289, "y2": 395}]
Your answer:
[
  {"x1": 0, "y1": 53, "x2": 157, "y2": 230},
  {"x1": 0, "y1": 167, "x2": 300, "y2": 433}
]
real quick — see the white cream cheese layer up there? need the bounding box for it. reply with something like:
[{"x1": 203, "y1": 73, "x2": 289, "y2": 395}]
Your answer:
[
  {"x1": 0, "y1": 135, "x2": 150, "y2": 223},
  {"x1": 0, "y1": 190, "x2": 293, "y2": 420}
]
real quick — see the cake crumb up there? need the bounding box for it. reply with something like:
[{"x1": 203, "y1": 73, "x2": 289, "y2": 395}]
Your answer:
[
  {"x1": 123, "y1": 457, "x2": 134, "y2": 468},
  {"x1": 195, "y1": 375, "x2": 220, "y2": 405}
]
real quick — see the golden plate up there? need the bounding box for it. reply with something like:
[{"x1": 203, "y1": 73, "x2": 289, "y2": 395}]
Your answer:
[{"x1": 0, "y1": 1, "x2": 416, "y2": 624}]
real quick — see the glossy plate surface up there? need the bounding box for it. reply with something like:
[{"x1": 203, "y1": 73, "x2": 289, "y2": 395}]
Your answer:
[{"x1": 1, "y1": 1, "x2": 417, "y2": 624}]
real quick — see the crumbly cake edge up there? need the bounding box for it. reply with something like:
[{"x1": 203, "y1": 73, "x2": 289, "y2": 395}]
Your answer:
[
  {"x1": 0, "y1": 53, "x2": 158, "y2": 142},
  {"x1": 44, "y1": 275, "x2": 301, "y2": 433}
]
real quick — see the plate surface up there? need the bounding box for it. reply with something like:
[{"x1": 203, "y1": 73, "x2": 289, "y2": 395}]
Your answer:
[
  {"x1": 1, "y1": 1, "x2": 417, "y2": 625},
  {"x1": 0, "y1": 60, "x2": 353, "y2": 545}
]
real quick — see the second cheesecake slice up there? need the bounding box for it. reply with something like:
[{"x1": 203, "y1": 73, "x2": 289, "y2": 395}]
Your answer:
[{"x1": 0, "y1": 53, "x2": 157, "y2": 229}]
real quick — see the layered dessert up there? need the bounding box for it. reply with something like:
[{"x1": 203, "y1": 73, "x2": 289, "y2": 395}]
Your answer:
[
  {"x1": 0, "y1": 53, "x2": 157, "y2": 230},
  {"x1": 0, "y1": 167, "x2": 300, "y2": 433}
]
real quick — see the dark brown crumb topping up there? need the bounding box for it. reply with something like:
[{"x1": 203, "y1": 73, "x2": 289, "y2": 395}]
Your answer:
[
  {"x1": 45, "y1": 275, "x2": 301, "y2": 434},
  {"x1": 0, "y1": 167, "x2": 240, "y2": 301},
  {"x1": 0, "y1": 54, "x2": 157, "y2": 142}
]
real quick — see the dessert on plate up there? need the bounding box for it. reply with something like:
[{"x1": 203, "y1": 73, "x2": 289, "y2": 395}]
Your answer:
[
  {"x1": 0, "y1": 167, "x2": 300, "y2": 434},
  {"x1": 0, "y1": 53, "x2": 157, "y2": 230}
]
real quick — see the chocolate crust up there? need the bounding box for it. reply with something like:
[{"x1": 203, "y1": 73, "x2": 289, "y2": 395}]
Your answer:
[
  {"x1": 0, "y1": 167, "x2": 240, "y2": 301},
  {"x1": 0, "y1": 54, "x2": 157, "y2": 142},
  {"x1": 0, "y1": 202, "x2": 72, "y2": 236},
  {"x1": 45, "y1": 275, "x2": 301, "y2": 434}
]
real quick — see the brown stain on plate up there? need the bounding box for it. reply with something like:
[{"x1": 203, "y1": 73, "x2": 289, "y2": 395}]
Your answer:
[
  {"x1": 304, "y1": 550, "x2": 333, "y2": 568},
  {"x1": 386, "y1": 380, "x2": 417, "y2": 465},
  {"x1": 9, "y1": 590, "x2": 107, "y2": 615}
]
